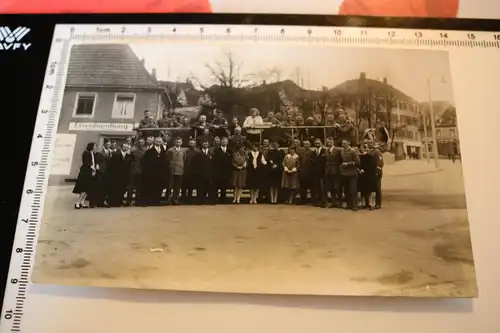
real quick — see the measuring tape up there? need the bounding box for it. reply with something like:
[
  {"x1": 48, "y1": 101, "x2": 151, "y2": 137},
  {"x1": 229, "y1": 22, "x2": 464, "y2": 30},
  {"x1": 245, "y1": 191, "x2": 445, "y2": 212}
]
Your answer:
[{"x1": 0, "y1": 22, "x2": 496, "y2": 332}]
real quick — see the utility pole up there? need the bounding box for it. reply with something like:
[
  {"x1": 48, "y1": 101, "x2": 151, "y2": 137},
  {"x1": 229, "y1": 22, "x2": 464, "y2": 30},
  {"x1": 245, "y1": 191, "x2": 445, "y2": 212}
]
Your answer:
[
  {"x1": 427, "y1": 78, "x2": 440, "y2": 169},
  {"x1": 420, "y1": 104, "x2": 430, "y2": 163}
]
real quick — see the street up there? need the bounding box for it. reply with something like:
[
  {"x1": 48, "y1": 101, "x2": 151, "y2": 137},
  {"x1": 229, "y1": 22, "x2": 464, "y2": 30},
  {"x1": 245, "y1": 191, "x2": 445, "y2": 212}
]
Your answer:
[{"x1": 31, "y1": 160, "x2": 477, "y2": 297}]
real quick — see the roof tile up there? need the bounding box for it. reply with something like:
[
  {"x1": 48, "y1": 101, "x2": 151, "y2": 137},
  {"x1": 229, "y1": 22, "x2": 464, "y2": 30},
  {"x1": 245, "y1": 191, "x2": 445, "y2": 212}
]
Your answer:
[{"x1": 66, "y1": 43, "x2": 160, "y2": 90}]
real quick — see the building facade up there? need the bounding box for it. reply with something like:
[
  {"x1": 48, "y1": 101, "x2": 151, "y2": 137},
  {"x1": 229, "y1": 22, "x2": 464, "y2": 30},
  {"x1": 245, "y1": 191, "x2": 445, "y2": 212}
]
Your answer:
[
  {"x1": 334, "y1": 74, "x2": 423, "y2": 159},
  {"x1": 50, "y1": 44, "x2": 164, "y2": 184}
]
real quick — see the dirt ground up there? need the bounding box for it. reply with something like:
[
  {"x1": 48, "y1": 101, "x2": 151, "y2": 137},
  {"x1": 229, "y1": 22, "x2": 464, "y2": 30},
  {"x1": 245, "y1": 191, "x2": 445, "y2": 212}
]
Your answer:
[{"x1": 32, "y1": 160, "x2": 477, "y2": 297}]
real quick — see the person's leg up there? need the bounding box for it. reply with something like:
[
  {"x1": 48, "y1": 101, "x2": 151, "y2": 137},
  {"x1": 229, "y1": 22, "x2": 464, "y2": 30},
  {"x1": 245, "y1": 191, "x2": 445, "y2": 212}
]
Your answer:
[
  {"x1": 374, "y1": 176, "x2": 382, "y2": 208},
  {"x1": 349, "y1": 177, "x2": 358, "y2": 211}
]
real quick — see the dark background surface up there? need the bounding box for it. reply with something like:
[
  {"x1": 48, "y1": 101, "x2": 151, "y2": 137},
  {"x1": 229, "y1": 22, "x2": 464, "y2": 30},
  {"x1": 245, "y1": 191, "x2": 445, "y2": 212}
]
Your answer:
[{"x1": 0, "y1": 13, "x2": 499, "y2": 312}]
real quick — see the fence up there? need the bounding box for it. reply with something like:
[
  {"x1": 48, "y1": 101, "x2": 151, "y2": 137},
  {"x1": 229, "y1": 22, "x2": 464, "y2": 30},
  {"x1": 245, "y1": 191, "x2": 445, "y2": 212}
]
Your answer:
[{"x1": 134, "y1": 125, "x2": 341, "y2": 147}]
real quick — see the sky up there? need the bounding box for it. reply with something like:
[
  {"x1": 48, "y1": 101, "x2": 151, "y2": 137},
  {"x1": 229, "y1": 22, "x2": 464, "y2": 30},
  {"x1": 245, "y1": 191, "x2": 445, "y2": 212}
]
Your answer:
[{"x1": 130, "y1": 42, "x2": 454, "y2": 103}]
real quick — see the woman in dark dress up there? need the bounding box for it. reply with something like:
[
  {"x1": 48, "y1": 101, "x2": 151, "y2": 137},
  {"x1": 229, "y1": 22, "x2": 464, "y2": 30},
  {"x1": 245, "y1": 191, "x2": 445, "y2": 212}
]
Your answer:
[
  {"x1": 358, "y1": 143, "x2": 377, "y2": 209},
  {"x1": 267, "y1": 140, "x2": 285, "y2": 204},
  {"x1": 247, "y1": 142, "x2": 267, "y2": 204},
  {"x1": 231, "y1": 145, "x2": 247, "y2": 204},
  {"x1": 73, "y1": 142, "x2": 98, "y2": 209}
]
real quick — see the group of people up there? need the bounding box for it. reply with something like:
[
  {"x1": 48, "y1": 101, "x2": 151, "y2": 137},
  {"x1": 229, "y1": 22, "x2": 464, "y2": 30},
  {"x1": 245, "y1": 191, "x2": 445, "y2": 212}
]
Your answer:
[
  {"x1": 72, "y1": 108, "x2": 384, "y2": 211},
  {"x1": 137, "y1": 106, "x2": 365, "y2": 148}
]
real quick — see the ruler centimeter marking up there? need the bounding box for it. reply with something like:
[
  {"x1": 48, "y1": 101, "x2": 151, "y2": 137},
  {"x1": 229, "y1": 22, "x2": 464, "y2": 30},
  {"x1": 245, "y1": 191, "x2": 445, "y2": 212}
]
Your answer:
[
  {"x1": 0, "y1": 32, "x2": 70, "y2": 333},
  {"x1": 1, "y1": 22, "x2": 499, "y2": 332}
]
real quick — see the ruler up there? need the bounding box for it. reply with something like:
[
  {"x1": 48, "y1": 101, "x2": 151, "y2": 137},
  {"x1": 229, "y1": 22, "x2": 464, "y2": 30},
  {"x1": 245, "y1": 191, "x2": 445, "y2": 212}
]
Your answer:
[{"x1": 0, "y1": 22, "x2": 496, "y2": 332}]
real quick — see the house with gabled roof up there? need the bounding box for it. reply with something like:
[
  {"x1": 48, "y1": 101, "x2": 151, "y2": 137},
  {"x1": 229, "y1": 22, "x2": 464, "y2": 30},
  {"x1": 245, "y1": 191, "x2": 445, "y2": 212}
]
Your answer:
[{"x1": 51, "y1": 43, "x2": 164, "y2": 183}]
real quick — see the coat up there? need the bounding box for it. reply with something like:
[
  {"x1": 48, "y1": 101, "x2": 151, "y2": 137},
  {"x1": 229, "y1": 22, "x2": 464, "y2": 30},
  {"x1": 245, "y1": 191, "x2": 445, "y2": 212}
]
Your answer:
[
  {"x1": 108, "y1": 151, "x2": 133, "y2": 186},
  {"x1": 166, "y1": 147, "x2": 186, "y2": 176},
  {"x1": 142, "y1": 146, "x2": 167, "y2": 184},
  {"x1": 213, "y1": 146, "x2": 233, "y2": 186},
  {"x1": 197, "y1": 148, "x2": 215, "y2": 181},
  {"x1": 325, "y1": 147, "x2": 342, "y2": 176},
  {"x1": 339, "y1": 148, "x2": 360, "y2": 177}
]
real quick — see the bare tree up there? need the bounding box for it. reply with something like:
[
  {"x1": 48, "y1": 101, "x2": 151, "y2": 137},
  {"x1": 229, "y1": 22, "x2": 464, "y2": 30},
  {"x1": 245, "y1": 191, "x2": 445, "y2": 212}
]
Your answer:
[
  {"x1": 190, "y1": 51, "x2": 256, "y2": 119},
  {"x1": 203, "y1": 50, "x2": 253, "y2": 89}
]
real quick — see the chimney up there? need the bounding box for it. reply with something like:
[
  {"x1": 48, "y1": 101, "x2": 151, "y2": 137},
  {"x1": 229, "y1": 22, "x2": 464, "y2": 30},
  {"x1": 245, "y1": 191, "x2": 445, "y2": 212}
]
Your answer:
[
  {"x1": 383, "y1": 77, "x2": 388, "y2": 84},
  {"x1": 360, "y1": 72, "x2": 366, "y2": 80},
  {"x1": 140, "y1": 58, "x2": 145, "y2": 66},
  {"x1": 151, "y1": 68, "x2": 156, "y2": 79}
]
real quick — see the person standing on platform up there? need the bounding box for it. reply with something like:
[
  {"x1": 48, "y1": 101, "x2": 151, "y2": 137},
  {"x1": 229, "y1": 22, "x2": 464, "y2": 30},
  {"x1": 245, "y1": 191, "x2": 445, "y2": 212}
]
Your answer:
[
  {"x1": 243, "y1": 108, "x2": 264, "y2": 143},
  {"x1": 196, "y1": 127, "x2": 213, "y2": 148},
  {"x1": 335, "y1": 112, "x2": 357, "y2": 147},
  {"x1": 107, "y1": 143, "x2": 133, "y2": 207},
  {"x1": 211, "y1": 110, "x2": 229, "y2": 138},
  {"x1": 339, "y1": 139, "x2": 360, "y2": 211},
  {"x1": 138, "y1": 109, "x2": 158, "y2": 138},
  {"x1": 165, "y1": 137, "x2": 186, "y2": 205},
  {"x1": 229, "y1": 126, "x2": 248, "y2": 151}
]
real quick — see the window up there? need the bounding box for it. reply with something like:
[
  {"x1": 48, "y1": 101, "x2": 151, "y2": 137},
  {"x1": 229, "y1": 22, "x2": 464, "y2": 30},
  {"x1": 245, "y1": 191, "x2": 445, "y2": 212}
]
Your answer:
[
  {"x1": 436, "y1": 130, "x2": 441, "y2": 138},
  {"x1": 112, "y1": 93, "x2": 136, "y2": 119},
  {"x1": 73, "y1": 93, "x2": 96, "y2": 117},
  {"x1": 450, "y1": 129, "x2": 456, "y2": 137}
]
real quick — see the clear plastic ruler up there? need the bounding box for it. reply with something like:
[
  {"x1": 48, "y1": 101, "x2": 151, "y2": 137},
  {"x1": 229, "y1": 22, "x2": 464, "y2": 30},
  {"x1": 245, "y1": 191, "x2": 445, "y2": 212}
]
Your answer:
[{"x1": 0, "y1": 23, "x2": 498, "y2": 332}]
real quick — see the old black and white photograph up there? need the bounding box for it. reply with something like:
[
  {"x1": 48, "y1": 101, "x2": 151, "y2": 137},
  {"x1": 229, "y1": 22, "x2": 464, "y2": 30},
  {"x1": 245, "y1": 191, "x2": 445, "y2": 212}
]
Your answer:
[{"x1": 32, "y1": 41, "x2": 477, "y2": 297}]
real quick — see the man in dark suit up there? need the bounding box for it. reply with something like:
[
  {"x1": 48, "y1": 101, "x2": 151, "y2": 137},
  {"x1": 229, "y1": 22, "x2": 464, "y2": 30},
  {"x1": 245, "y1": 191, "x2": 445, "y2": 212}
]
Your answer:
[
  {"x1": 182, "y1": 139, "x2": 200, "y2": 204},
  {"x1": 369, "y1": 142, "x2": 384, "y2": 209},
  {"x1": 212, "y1": 137, "x2": 232, "y2": 203},
  {"x1": 324, "y1": 137, "x2": 342, "y2": 208},
  {"x1": 298, "y1": 140, "x2": 315, "y2": 204},
  {"x1": 311, "y1": 138, "x2": 327, "y2": 207},
  {"x1": 196, "y1": 140, "x2": 216, "y2": 204},
  {"x1": 259, "y1": 139, "x2": 271, "y2": 203},
  {"x1": 160, "y1": 136, "x2": 171, "y2": 202},
  {"x1": 95, "y1": 139, "x2": 113, "y2": 207},
  {"x1": 339, "y1": 139, "x2": 360, "y2": 211},
  {"x1": 107, "y1": 143, "x2": 133, "y2": 207},
  {"x1": 127, "y1": 137, "x2": 147, "y2": 206},
  {"x1": 142, "y1": 136, "x2": 167, "y2": 206},
  {"x1": 165, "y1": 137, "x2": 186, "y2": 205}
]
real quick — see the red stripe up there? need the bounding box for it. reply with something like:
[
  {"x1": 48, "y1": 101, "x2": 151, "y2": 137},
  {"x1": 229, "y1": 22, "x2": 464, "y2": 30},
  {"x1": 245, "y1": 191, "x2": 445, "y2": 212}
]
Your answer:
[{"x1": 0, "y1": 0, "x2": 212, "y2": 13}]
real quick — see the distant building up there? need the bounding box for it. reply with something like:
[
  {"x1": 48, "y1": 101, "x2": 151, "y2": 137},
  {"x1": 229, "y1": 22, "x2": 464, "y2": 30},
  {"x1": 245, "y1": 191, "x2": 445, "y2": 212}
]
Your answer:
[
  {"x1": 50, "y1": 43, "x2": 164, "y2": 184},
  {"x1": 419, "y1": 102, "x2": 459, "y2": 157},
  {"x1": 330, "y1": 73, "x2": 423, "y2": 159},
  {"x1": 436, "y1": 124, "x2": 460, "y2": 156}
]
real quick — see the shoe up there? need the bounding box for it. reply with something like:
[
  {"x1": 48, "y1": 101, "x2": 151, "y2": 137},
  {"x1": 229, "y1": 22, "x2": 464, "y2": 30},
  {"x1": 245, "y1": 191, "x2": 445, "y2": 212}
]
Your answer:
[
  {"x1": 74, "y1": 204, "x2": 81, "y2": 209},
  {"x1": 81, "y1": 204, "x2": 89, "y2": 209}
]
